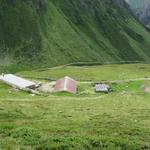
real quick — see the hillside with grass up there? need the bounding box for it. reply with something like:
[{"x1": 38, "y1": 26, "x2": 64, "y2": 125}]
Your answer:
[{"x1": 0, "y1": 0, "x2": 150, "y2": 70}]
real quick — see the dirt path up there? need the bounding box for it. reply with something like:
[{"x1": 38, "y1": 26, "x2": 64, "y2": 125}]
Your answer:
[{"x1": 81, "y1": 78, "x2": 150, "y2": 84}]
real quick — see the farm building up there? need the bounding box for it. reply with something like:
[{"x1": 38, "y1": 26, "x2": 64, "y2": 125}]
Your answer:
[
  {"x1": 0, "y1": 74, "x2": 39, "y2": 89},
  {"x1": 54, "y1": 76, "x2": 77, "y2": 94},
  {"x1": 94, "y1": 83, "x2": 110, "y2": 93}
]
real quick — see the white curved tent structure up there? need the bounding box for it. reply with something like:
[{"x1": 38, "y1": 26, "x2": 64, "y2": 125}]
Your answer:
[{"x1": 0, "y1": 74, "x2": 37, "y2": 89}]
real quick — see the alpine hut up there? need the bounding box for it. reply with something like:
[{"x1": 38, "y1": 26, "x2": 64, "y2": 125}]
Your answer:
[{"x1": 54, "y1": 76, "x2": 77, "y2": 94}]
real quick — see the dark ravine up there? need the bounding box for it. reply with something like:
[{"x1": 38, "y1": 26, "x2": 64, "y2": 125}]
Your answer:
[{"x1": 0, "y1": 0, "x2": 150, "y2": 69}]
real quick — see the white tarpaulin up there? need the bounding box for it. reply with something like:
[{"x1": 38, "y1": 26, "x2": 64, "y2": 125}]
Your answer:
[{"x1": 0, "y1": 74, "x2": 37, "y2": 89}]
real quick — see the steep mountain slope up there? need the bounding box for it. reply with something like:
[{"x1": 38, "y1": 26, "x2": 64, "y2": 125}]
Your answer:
[
  {"x1": 0, "y1": 0, "x2": 150, "y2": 69},
  {"x1": 126, "y1": 0, "x2": 150, "y2": 28}
]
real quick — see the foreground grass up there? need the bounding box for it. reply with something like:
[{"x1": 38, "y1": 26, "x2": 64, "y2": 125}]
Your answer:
[
  {"x1": 0, "y1": 64, "x2": 150, "y2": 149},
  {"x1": 0, "y1": 92, "x2": 150, "y2": 149}
]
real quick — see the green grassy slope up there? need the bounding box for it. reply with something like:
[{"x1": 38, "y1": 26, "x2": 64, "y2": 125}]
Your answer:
[{"x1": 0, "y1": 0, "x2": 150, "y2": 69}]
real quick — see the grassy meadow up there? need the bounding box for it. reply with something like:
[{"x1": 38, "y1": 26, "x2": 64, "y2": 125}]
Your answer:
[
  {"x1": 0, "y1": 64, "x2": 150, "y2": 149},
  {"x1": 19, "y1": 63, "x2": 150, "y2": 81}
]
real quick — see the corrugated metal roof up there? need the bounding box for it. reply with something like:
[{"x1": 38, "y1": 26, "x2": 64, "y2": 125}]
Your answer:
[
  {"x1": 0, "y1": 74, "x2": 37, "y2": 89},
  {"x1": 95, "y1": 84, "x2": 110, "y2": 92},
  {"x1": 54, "y1": 76, "x2": 77, "y2": 94}
]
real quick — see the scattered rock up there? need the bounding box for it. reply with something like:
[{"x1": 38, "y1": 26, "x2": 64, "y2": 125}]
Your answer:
[
  {"x1": 31, "y1": 94, "x2": 35, "y2": 97},
  {"x1": 144, "y1": 87, "x2": 150, "y2": 93}
]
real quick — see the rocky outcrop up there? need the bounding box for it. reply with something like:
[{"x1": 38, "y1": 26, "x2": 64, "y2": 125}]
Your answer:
[
  {"x1": 136, "y1": 3, "x2": 150, "y2": 28},
  {"x1": 126, "y1": 0, "x2": 150, "y2": 28}
]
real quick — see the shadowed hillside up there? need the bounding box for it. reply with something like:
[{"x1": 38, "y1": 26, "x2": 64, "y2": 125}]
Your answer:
[{"x1": 0, "y1": 0, "x2": 150, "y2": 69}]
